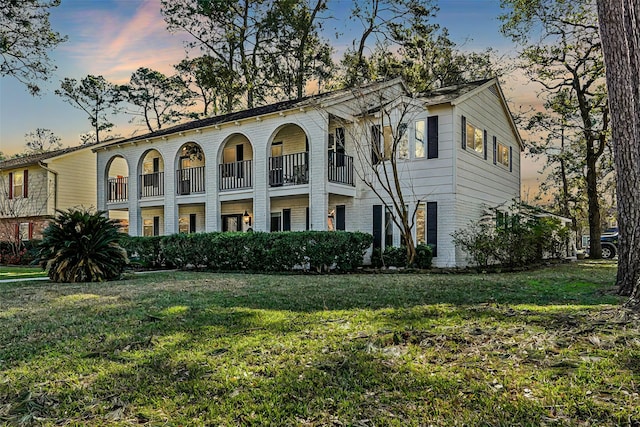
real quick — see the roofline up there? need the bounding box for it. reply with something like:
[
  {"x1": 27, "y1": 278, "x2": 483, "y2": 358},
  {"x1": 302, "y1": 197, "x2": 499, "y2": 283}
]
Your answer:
[
  {"x1": 96, "y1": 78, "x2": 411, "y2": 152},
  {"x1": 0, "y1": 141, "x2": 106, "y2": 171}
]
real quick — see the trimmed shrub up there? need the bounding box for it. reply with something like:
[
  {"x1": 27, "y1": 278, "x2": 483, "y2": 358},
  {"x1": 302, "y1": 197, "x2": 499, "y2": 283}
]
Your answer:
[
  {"x1": 120, "y1": 235, "x2": 169, "y2": 269},
  {"x1": 123, "y1": 231, "x2": 373, "y2": 273},
  {"x1": 36, "y1": 209, "x2": 128, "y2": 282}
]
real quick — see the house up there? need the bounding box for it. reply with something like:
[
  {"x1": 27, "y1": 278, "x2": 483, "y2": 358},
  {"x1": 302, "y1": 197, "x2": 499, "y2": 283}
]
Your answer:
[
  {"x1": 95, "y1": 78, "x2": 523, "y2": 267},
  {"x1": 0, "y1": 142, "x2": 107, "y2": 242}
]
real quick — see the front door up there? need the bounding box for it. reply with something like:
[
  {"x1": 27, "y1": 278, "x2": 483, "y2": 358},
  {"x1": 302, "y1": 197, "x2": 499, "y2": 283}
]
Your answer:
[{"x1": 222, "y1": 214, "x2": 242, "y2": 232}]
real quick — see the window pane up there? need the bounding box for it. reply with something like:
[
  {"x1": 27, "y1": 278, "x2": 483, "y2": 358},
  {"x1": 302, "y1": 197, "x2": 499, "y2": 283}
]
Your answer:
[
  {"x1": 415, "y1": 120, "x2": 425, "y2": 158},
  {"x1": 416, "y1": 204, "x2": 426, "y2": 244},
  {"x1": 398, "y1": 123, "x2": 408, "y2": 159},
  {"x1": 474, "y1": 128, "x2": 483, "y2": 153},
  {"x1": 466, "y1": 124, "x2": 475, "y2": 149}
]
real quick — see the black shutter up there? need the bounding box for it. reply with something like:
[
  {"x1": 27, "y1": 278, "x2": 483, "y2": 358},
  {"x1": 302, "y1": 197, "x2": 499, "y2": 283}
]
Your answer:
[
  {"x1": 483, "y1": 130, "x2": 488, "y2": 160},
  {"x1": 336, "y1": 205, "x2": 345, "y2": 231},
  {"x1": 373, "y1": 205, "x2": 382, "y2": 249},
  {"x1": 493, "y1": 136, "x2": 497, "y2": 165},
  {"x1": 283, "y1": 209, "x2": 291, "y2": 231},
  {"x1": 427, "y1": 115, "x2": 439, "y2": 159},
  {"x1": 23, "y1": 170, "x2": 28, "y2": 198},
  {"x1": 426, "y1": 202, "x2": 437, "y2": 257},
  {"x1": 305, "y1": 207, "x2": 310, "y2": 230},
  {"x1": 509, "y1": 147, "x2": 513, "y2": 172},
  {"x1": 153, "y1": 216, "x2": 160, "y2": 236},
  {"x1": 461, "y1": 116, "x2": 467, "y2": 149},
  {"x1": 189, "y1": 213, "x2": 197, "y2": 233}
]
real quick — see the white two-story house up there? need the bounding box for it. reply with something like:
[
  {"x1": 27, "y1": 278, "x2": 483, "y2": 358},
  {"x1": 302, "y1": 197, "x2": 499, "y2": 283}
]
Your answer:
[{"x1": 95, "y1": 78, "x2": 523, "y2": 267}]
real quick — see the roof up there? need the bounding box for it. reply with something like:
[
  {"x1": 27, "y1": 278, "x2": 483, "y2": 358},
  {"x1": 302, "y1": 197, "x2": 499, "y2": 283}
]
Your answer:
[
  {"x1": 419, "y1": 78, "x2": 494, "y2": 106},
  {"x1": 0, "y1": 140, "x2": 106, "y2": 171},
  {"x1": 98, "y1": 78, "x2": 409, "y2": 150}
]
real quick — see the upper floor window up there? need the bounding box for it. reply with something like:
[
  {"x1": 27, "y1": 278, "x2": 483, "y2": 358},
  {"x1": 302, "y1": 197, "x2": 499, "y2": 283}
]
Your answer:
[
  {"x1": 415, "y1": 120, "x2": 425, "y2": 158},
  {"x1": 13, "y1": 171, "x2": 24, "y2": 198},
  {"x1": 466, "y1": 122, "x2": 484, "y2": 155},
  {"x1": 398, "y1": 123, "x2": 409, "y2": 159},
  {"x1": 497, "y1": 142, "x2": 509, "y2": 167}
]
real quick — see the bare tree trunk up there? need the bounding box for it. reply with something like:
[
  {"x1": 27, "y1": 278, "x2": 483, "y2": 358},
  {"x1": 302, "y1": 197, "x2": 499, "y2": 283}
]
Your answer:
[{"x1": 597, "y1": 0, "x2": 640, "y2": 299}]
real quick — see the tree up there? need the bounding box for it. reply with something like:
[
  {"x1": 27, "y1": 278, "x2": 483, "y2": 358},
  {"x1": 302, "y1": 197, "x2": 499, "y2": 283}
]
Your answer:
[
  {"x1": 338, "y1": 0, "x2": 438, "y2": 87},
  {"x1": 268, "y1": 0, "x2": 333, "y2": 99},
  {"x1": 163, "y1": 0, "x2": 275, "y2": 111},
  {"x1": 176, "y1": 56, "x2": 229, "y2": 117},
  {"x1": 0, "y1": 0, "x2": 66, "y2": 95},
  {"x1": 336, "y1": 86, "x2": 425, "y2": 265},
  {"x1": 120, "y1": 67, "x2": 196, "y2": 133},
  {"x1": 164, "y1": 0, "x2": 332, "y2": 110},
  {"x1": 337, "y1": 0, "x2": 499, "y2": 93},
  {"x1": 55, "y1": 75, "x2": 121, "y2": 144},
  {"x1": 500, "y1": 0, "x2": 610, "y2": 258},
  {"x1": 24, "y1": 128, "x2": 62, "y2": 153},
  {"x1": 596, "y1": 0, "x2": 640, "y2": 300}
]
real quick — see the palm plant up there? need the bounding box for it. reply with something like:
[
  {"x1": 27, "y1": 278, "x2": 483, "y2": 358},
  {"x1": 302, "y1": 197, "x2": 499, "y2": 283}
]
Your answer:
[{"x1": 37, "y1": 209, "x2": 128, "y2": 282}]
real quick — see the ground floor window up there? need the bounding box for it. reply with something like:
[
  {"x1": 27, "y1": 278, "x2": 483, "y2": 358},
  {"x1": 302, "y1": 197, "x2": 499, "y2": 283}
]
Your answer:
[
  {"x1": 179, "y1": 213, "x2": 197, "y2": 234},
  {"x1": 143, "y1": 216, "x2": 160, "y2": 236}
]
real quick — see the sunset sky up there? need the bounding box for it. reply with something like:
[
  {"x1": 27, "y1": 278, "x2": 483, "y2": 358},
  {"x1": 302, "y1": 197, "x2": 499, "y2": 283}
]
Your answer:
[{"x1": 0, "y1": 0, "x2": 544, "y2": 190}]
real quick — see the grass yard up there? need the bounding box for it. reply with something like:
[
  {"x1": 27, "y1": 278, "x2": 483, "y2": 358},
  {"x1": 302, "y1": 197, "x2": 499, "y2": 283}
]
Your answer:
[
  {"x1": 0, "y1": 265, "x2": 47, "y2": 280},
  {"x1": 0, "y1": 261, "x2": 638, "y2": 426}
]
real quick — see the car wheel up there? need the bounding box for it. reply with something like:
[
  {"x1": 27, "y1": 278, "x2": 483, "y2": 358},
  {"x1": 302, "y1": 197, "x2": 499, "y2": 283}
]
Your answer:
[{"x1": 601, "y1": 245, "x2": 616, "y2": 259}]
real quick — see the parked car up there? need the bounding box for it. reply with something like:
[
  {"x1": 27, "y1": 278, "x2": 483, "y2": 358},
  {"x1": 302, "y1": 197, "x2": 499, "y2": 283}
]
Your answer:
[{"x1": 587, "y1": 227, "x2": 618, "y2": 259}]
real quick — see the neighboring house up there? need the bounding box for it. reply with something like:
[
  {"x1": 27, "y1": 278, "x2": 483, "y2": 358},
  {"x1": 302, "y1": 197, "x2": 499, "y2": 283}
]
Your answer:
[
  {"x1": 0, "y1": 143, "x2": 106, "y2": 242},
  {"x1": 95, "y1": 78, "x2": 523, "y2": 267}
]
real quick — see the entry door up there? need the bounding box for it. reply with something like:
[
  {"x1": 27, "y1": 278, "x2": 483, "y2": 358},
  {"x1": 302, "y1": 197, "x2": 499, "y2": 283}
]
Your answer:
[{"x1": 222, "y1": 214, "x2": 242, "y2": 232}]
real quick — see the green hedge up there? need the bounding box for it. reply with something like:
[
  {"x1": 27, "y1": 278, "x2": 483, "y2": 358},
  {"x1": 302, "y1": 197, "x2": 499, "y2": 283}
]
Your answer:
[{"x1": 120, "y1": 231, "x2": 373, "y2": 273}]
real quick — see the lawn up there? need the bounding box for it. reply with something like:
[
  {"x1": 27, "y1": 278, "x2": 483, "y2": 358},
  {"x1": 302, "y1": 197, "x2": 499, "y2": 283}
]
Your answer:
[
  {"x1": 0, "y1": 265, "x2": 47, "y2": 280},
  {"x1": 1, "y1": 261, "x2": 638, "y2": 426}
]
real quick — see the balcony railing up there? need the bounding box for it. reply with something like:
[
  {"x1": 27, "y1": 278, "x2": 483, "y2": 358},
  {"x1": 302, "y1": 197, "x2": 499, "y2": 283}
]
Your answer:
[
  {"x1": 269, "y1": 152, "x2": 308, "y2": 187},
  {"x1": 107, "y1": 176, "x2": 128, "y2": 202},
  {"x1": 219, "y1": 159, "x2": 252, "y2": 191},
  {"x1": 328, "y1": 152, "x2": 354, "y2": 186},
  {"x1": 176, "y1": 166, "x2": 205, "y2": 195},
  {"x1": 139, "y1": 171, "x2": 164, "y2": 197}
]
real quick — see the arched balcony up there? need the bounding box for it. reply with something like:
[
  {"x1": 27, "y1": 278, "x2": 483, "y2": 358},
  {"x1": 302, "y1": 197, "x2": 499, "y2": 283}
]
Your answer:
[
  {"x1": 269, "y1": 124, "x2": 309, "y2": 187},
  {"x1": 139, "y1": 149, "x2": 165, "y2": 198},
  {"x1": 176, "y1": 142, "x2": 205, "y2": 195},
  {"x1": 106, "y1": 156, "x2": 129, "y2": 203},
  {"x1": 219, "y1": 134, "x2": 253, "y2": 191}
]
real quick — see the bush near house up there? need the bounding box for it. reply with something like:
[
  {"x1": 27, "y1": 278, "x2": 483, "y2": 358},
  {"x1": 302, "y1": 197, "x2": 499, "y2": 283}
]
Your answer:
[
  {"x1": 452, "y1": 215, "x2": 569, "y2": 269},
  {"x1": 122, "y1": 231, "x2": 373, "y2": 273},
  {"x1": 0, "y1": 240, "x2": 40, "y2": 265},
  {"x1": 371, "y1": 244, "x2": 433, "y2": 269}
]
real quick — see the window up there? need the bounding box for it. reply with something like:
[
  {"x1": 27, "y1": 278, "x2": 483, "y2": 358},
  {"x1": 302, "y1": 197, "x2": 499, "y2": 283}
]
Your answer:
[
  {"x1": 13, "y1": 171, "x2": 23, "y2": 199},
  {"x1": 497, "y1": 142, "x2": 510, "y2": 167},
  {"x1": 143, "y1": 217, "x2": 160, "y2": 236},
  {"x1": 179, "y1": 213, "x2": 197, "y2": 234},
  {"x1": 327, "y1": 209, "x2": 335, "y2": 231},
  {"x1": 415, "y1": 120, "x2": 425, "y2": 158},
  {"x1": 416, "y1": 203, "x2": 426, "y2": 244},
  {"x1": 384, "y1": 207, "x2": 393, "y2": 247},
  {"x1": 371, "y1": 125, "x2": 382, "y2": 165},
  {"x1": 397, "y1": 123, "x2": 409, "y2": 159},
  {"x1": 18, "y1": 223, "x2": 30, "y2": 241},
  {"x1": 466, "y1": 122, "x2": 484, "y2": 155}
]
